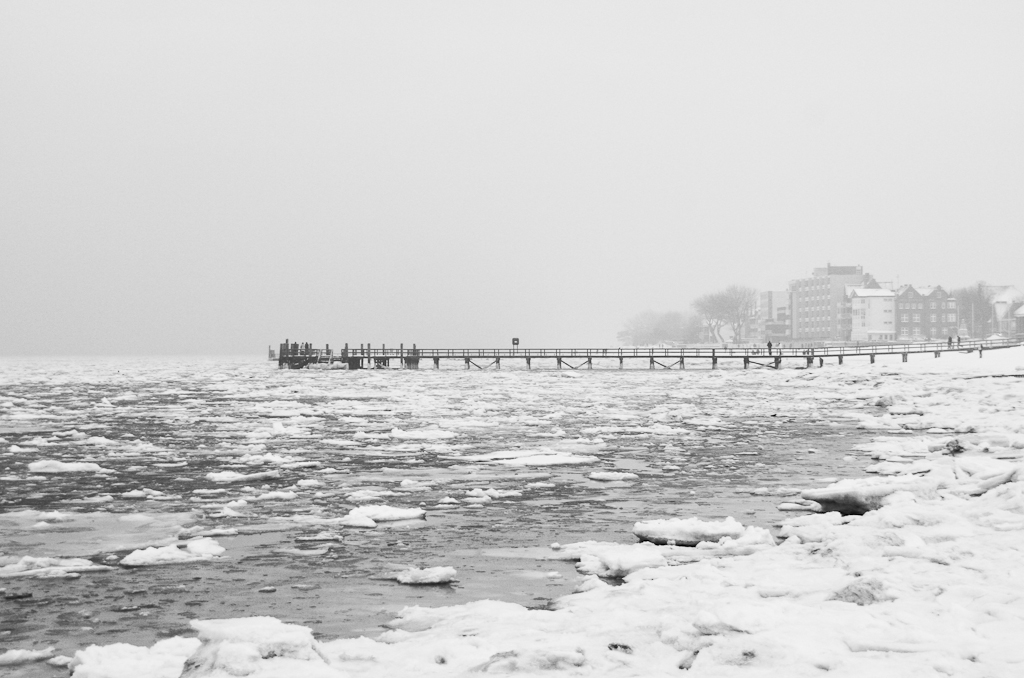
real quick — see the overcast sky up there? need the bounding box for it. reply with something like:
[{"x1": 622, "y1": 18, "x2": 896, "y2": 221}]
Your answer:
[{"x1": 2, "y1": 2, "x2": 1022, "y2": 355}]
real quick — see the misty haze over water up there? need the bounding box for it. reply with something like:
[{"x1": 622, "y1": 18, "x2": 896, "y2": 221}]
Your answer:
[{"x1": 2, "y1": 3, "x2": 1022, "y2": 356}]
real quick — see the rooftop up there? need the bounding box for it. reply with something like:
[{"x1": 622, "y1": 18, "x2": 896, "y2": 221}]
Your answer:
[{"x1": 849, "y1": 287, "x2": 895, "y2": 298}]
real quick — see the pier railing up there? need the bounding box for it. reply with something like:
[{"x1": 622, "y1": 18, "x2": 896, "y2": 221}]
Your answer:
[{"x1": 279, "y1": 338, "x2": 1018, "y2": 360}]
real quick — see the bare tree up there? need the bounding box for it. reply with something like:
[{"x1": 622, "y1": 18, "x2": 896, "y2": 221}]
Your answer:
[
  {"x1": 722, "y1": 285, "x2": 758, "y2": 341},
  {"x1": 692, "y1": 293, "x2": 729, "y2": 342},
  {"x1": 691, "y1": 286, "x2": 758, "y2": 342}
]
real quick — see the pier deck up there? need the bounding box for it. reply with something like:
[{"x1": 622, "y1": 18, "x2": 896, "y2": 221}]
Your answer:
[{"x1": 274, "y1": 339, "x2": 1021, "y2": 370}]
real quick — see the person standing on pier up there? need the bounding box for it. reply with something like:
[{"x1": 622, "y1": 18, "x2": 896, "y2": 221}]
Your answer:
[
  {"x1": 948, "y1": 336, "x2": 953, "y2": 348},
  {"x1": 767, "y1": 340, "x2": 773, "y2": 355}
]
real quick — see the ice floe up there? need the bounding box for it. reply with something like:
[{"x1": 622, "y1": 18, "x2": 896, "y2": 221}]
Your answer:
[
  {"x1": 119, "y1": 538, "x2": 225, "y2": 567},
  {"x1": 394, "y1": 566, "x2": 458, "y2": 584},
  {"x1": 632, "y1": 516, "x2": 747, "y2": 546},
  {"x1": 588, "y1": 471, "x2": 639, "y2": 481},
  {"x1": 0, "y1": 556, "x2": 113, "y2": 579},
  {"x1": 27, "y1": 459, "x2": 113, "y2": 473}
]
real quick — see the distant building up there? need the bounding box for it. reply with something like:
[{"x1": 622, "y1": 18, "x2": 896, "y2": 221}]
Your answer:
[
  {"x1": 756, "y1": 290, "x2": 791, "y2": 343},
  {"x1": 848, "y1": 288, "x2": 896, "y2": 342},
  {"x1": 1015, "y1": 304, "x2": 1024, "y2": 339},
  {"x1": 789, "y1": 264, "x2": 874, "y2": 341},
  {"x1": 984, "y1": 286, "x2": 1024, "y2": 337},
  {"x1": 895, "y1": 286, "x2": 958, "y2": 341}
]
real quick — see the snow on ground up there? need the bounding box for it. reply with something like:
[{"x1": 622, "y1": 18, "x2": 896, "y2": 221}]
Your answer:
[{"x1": 64, "y1": 346, "x2": 1024, "y2": 676}]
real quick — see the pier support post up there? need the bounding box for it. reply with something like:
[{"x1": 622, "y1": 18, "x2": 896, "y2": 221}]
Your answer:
[
  {"x1": 902, "y1": 353, "x2": 908, "y2": 363},
  {"x1": 979, "y1": 348, "x2": 984, "y2": 358},
  {"x1": 650, "y1": 357, "x2": 655, "y2": 370},
  {"x1": 806, "y1": 357, "x2": 813, "y2": 368},
  {"x1": 680, "y1": 357, "x2": 685, "y2": 370},
  {"x1": 818, "y1": 358, "x2": 824, "y2": 368},
  {"x1": 712, "y1": 357, "x2": 718, "y2": 369},
  {"x1": 935, "y1": 351, "x2": 940, "y2": 358},
  {"x1": 870, "y1": 354, "x2": 875, "y2": 364},
  {"x1": 526, "y1": 357, "x2": 532, "y2": 369},
  {"x1": 496, "y1": 357, "x2": 501, "y2": 370},
  {"x1": 557, "y1": 358, "x2": 562, "y2": 370},
  {"x1": 465, "y1": 358, "x2": 471, "y2": 370},
  {"x1": 433, "y1": 357, "x2": 440, "y2": 369},
  {"x1": 743, "y1": 357, "x2": 749, "y2": 369},
  {"x1": 618, "y1": 357, "x2": 623, "y2": 369},
  {"x1": 587, "y1": 357, "x2": 592, "y2": 370},
  {"x1": 838, "y1": 356, "x2": 843, "y2": 365},
  {"x1": 774, "y1": 357, "x2": 781, "y2": 369}
]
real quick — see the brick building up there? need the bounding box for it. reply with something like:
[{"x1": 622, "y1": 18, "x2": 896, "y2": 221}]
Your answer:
[{"x1": 895, "y1": 286, "x2": 959, "y2": 341}]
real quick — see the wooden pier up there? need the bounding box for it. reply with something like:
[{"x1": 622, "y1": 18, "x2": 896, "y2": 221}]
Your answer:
[{"x1": 275, "y1": 339, "x2": 1021, "y2": 370}]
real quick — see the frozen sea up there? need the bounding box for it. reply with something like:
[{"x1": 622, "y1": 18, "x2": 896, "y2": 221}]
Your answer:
[{"x1": 2, "y1": 350, "x2": 1023, "y2": 676}]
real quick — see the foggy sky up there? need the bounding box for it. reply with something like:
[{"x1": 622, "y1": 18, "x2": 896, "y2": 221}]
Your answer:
[{"x1": 2, "y1": 2, "x2": 1022, "y2": 355}]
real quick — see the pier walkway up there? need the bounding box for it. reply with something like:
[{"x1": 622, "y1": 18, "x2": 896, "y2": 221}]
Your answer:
[{"x1": 273, "y1": 338, "x2": 1021, "y2": 370}]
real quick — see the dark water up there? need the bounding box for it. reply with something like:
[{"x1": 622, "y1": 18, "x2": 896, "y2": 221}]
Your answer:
[{"x1": 0, "y1": 358, "x2": 873, "y2": 674}]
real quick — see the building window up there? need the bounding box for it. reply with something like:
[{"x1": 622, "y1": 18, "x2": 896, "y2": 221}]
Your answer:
[
  {"x1": 913, "y1": 314, "x2": 920, "y2": 322},
  {"x1": 930, "y1": 314, "x2": 936, "y2": 323},
  {"x1": 901, "y1": 314, "x2": 909, "y2": 322}
]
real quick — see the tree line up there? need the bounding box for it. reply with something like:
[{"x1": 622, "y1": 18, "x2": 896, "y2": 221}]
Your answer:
[
  {"x1": 617, "y1": 286, "x2": 758, "y2": 345},
  {"x1": 949, "y1": 281, "x2": 1023, "y2": 338}
]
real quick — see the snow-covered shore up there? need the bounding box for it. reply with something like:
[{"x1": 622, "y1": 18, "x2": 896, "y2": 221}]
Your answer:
[{"x1": 21, "y1": 348, "x2": 1024, "y2": 675}]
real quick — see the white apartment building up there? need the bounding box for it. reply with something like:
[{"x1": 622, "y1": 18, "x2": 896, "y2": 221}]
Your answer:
[
  {"x1": 849, "y1": 287, "x2": 896, "y2": 342},
  {"x1": 789, "y1": 264, "x2": 870, "y2": 341}
]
